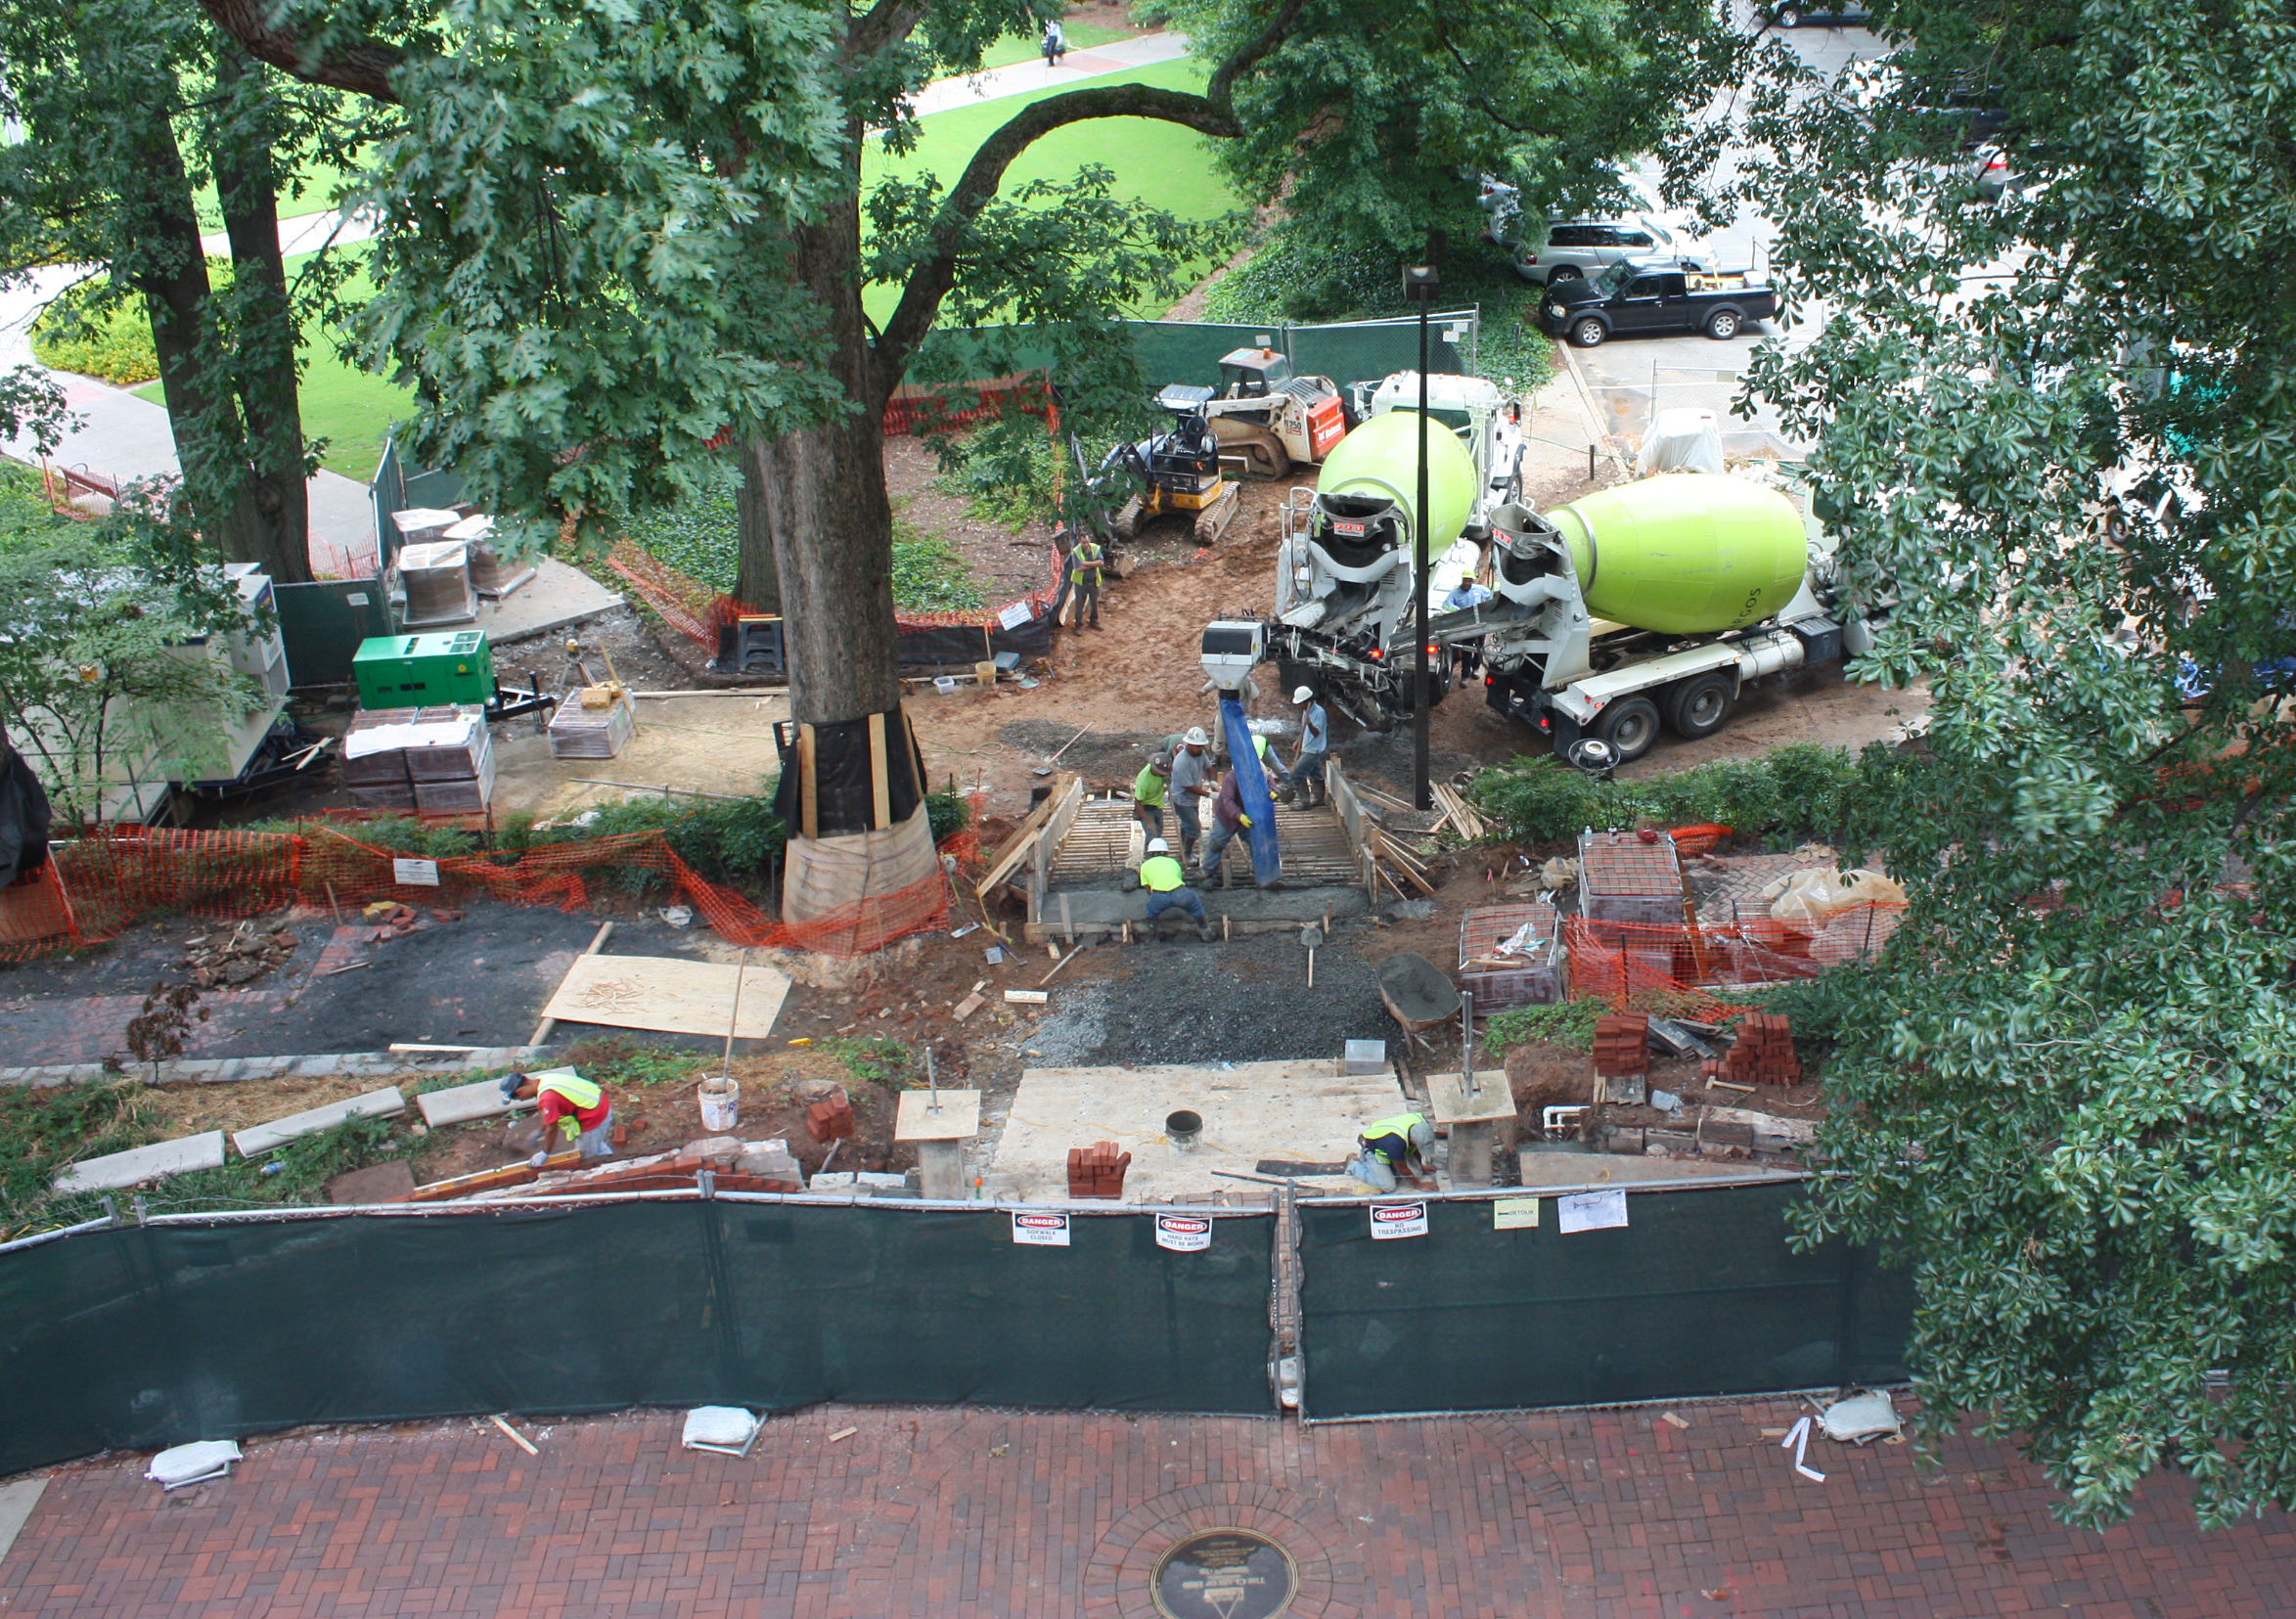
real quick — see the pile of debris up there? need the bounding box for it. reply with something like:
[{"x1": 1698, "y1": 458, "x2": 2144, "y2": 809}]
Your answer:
[
  {"x1": 361, "y1": 901, "x2": 463, "y2": 942},
  {"x1": 178, "y1": 922, "x2": 298, "y2": 988}
]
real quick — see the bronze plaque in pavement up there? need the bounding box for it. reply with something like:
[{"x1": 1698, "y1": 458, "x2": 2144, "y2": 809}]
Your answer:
[{"x1": 1149, "y1": 1527, "x2": 1298, "y2": 1619}]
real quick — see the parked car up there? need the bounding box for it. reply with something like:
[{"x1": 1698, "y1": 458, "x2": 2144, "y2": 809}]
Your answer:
[
  {"x1": 1762, "y1": 1, "x2": 1873, "y2": 24},
  {"x1": 1510, "y1": 215, "x2": 1701, "y2": 286},
  {"x1": 1537, "y1": 260, "x2": 1778, "y2": 347}
]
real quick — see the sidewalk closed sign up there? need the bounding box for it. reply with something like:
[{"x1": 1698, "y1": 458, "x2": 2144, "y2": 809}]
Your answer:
[
  {"x1": 1154, "y1": 1213, "x2": 1213, "y2": 1253},
  {"x1": 1369, "y1": 1201, "x2": 1428, "y2": 1239},
  {"x1": 1011, "y1": 1211, "x2": 1071, "y2": 1246}
]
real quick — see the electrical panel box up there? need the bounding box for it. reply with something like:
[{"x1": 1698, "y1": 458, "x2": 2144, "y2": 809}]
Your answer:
[{"x1": 352, "y1": 631, "x2": 495, "y2": 709}]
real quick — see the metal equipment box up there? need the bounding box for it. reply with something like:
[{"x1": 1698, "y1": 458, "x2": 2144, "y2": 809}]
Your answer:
[{"x1": 352, "y1": 631, "x2": 495, "y2": 709}]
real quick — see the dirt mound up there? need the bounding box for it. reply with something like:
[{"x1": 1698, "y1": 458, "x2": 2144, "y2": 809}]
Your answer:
[{"x1": 1506, "y1": 1040, "x2": 1593, "y2": 1114}]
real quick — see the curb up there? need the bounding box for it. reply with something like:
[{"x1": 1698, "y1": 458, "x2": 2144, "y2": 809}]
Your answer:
[{"x1": 0, "y1": 1047, "x2": 556, "y2": 1089}]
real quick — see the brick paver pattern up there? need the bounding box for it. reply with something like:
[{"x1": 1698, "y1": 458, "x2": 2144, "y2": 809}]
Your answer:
[{"x1": 1, "y1": 1398, "x2": 2286, "y2": 1618}]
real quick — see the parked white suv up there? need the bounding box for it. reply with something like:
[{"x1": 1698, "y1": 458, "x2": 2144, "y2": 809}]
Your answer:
[{"x1": 1509, "y1": 216, "x2": 1704, "y2": 286}]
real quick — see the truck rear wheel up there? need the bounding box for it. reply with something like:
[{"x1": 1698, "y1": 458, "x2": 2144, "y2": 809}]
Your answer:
[
  {"x1": 1664, "y1": 672, "x2": 1735, "y2": 740},
  {"x1": 1590, "y1": 696, "x2": 1661, "y2": 762}
]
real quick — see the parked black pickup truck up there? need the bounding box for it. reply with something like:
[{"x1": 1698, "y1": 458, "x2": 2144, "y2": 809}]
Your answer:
[{"x1": 1537, "y1": 258, "x2": 1778, "y2": 347}]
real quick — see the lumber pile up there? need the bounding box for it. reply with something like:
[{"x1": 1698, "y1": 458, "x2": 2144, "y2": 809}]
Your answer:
[
  {"x1": 1428, "y1": 781, "x2": 1488, "y2": 840},
  {"x1": 1066, "y1": 1141, "x2": 1131, "y2": 1200},
  {"x1": 1708, "y1": 1012, "x2": 1801, "y2": 1087},
  {"x1": 1592, "y1": 1012, "x2": 1649, "y2": 1080}
]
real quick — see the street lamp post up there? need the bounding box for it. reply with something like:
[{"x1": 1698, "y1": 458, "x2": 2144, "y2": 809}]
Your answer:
[{"x1": 1403, "y1": 265, "x2": 1441, "y2": 812}]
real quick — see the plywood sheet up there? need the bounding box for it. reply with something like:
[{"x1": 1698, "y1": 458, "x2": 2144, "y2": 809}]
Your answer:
[
  {"x1": 541, "y1": 954, "x2": 791, "y2": 1040},
  {"x1": 986, "y1": 1061, "x2": 1407, "y2": 1203}
]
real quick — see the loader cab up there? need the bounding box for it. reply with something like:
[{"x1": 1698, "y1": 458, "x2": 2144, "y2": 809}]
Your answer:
[{"x1": 1216, "y1": 347, "x2": 1296, "y2": 400}]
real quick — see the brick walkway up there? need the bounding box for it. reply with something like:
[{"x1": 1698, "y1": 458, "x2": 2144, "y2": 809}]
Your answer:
[{"x1": 1, "y1": 1399, "x2": 2285, "y2": 1618}]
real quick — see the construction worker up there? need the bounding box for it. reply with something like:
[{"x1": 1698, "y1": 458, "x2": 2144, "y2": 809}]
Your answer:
[
  {"x1": 1198, "y1": 768, "x2": 1251, "y2": 882},
  {"x1": 1134, "y1": 836, "x2": 1213, "y2": 940},
  {"x1": 1167, "y1": 726, "x2": 1214, "y2": 865},
  {"x1": 1289, "y1": 686, "x2": 1329, "y2": 807},
  {"x1": 505, "y1": 1070, "x2": 615, "y2": 1166},
  {"x1": 1349, "y1": 1111, "x2": 1436, "y2": 1192},
  {"x1": 1248, "y1": 730, "x2": 1293, "y2": 794},
  {"x1": 1133, "y1": 749, "x2": 1171, "y2": 838},
  {"x1": 1071, "y1": 529, "x2": 1104, "y2": 629}
]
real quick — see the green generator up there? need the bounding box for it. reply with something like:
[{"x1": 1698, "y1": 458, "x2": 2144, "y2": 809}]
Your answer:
[{"x1": 352, "y1": 631, "x2": 496, "y2": 709}]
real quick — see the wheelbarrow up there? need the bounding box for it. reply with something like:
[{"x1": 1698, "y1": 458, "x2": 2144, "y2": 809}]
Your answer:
[{"x1": 1376, "y1": 953, "x2": 1461, "y2": 1063}]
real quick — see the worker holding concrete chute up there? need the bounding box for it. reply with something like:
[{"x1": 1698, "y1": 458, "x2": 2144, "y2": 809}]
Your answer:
[
  {"x1": 1287, "y1": 687, "x2": 1330, "y2": 808},
  {"x1": 1133, "y1": 837, "x2": 1214, "y2": 941},
  {"x1": 1167, "y1": 727, "x2": 1215, "y2": 866},
  {"x1": 1349, "y1": 1112, "x2": 1436, "y2": 1192},
  {"x1": 504, "y1": 1070, "x2": 615, "y2": 1166}
]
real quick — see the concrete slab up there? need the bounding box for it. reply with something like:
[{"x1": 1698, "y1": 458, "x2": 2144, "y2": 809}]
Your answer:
[
  {"x1": 0, "y1": 1475, "x2": 48, "y2": 1569},
  {"x1": 894, "y1": 1090, "x2": 980, "y2": 1142},
  {"x1": 53, "y1": 1131, "x2": 226, "y2": 1192},
  {"x1": 417, "y1": 1077, "x2": 534, "y2": 1127},
  {"x1": 1515, "y1": 1147, "x2": 1805, "y2": 1191},
  {"x1": 233, "y1": 1087, "x2": 406, "y2": 1156},
  {"x1": 1030, "y1": 884, "x2": 1371, "y2": 942},
  {"x1": 474, "y1": 560, "x2": 625, "y2": 646},
  {"x1": 987, "y1": 1061, "x2": 1405, "y2": 1203},
  {"x1": 1423, "y1": 1070, "x2": 1515, "y2": 1125}
]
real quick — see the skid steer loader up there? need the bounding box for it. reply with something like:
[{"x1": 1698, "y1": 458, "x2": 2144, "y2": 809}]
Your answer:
[{"x1": 1165, "y1": 347, "x2": 1349, "y2": 481}]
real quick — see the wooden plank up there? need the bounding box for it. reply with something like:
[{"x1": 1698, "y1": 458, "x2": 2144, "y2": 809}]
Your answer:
[
  {"x1": 541, "y1": 954, "x2": 792, "y2": 1040},
  {"x1": 530, "y1": 921, "x2": 613, "y2": 1047},
  {"x1": 867, "y1": 712, "x2": 891, "y2": 831},
  {"x1": 975, "y1": 771, "x2": 1077, "y2": 898},
  {"x1": 798, "y1": 723, "x2": 819, "y2": 841},
  {"x1": 1003, "y1": 989, "x2": 1050, "y2": 1005}
]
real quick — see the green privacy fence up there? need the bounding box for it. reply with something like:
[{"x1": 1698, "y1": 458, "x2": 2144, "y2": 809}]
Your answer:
[
  {"x1": 923, "y1": 310, "x2": 1482, "y2": 396},
  {"x1": 1294, "y1": 1178, "x2": 1913, "y2": 1420},
  {"x1": 0, "y1": 1197, "x2": 1278, "y2": 1475}
]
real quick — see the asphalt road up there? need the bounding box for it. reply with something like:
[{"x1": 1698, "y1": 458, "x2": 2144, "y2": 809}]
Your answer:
[{"x1": 1564, "y1": 17, "x2": 1886, "y2": 461}]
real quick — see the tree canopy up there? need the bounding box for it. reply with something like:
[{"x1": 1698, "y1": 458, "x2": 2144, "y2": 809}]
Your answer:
[{"x1": 1734, "y1": 0, "x2": 2296, "y2": 1527}]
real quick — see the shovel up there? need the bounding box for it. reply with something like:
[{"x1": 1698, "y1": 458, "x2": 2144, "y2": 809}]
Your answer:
[
  {"x1": 1300, "y1": 922, "x2": 1325, "y2": 987},
  {"x1": 1031, "y1": 723, "x2": 1093, "y2": 777}
]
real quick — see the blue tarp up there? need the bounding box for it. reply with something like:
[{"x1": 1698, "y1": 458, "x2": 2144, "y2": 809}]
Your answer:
[{"x1": 1219, "y1": 697, "x2": 1283, "y2": 886}]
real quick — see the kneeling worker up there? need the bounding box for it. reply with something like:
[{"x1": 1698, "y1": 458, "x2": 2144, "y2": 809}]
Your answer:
[
  {"x1": 1349, "y1": 1111, "x2": 1436, "y2": 1192},
  {"x1": 1137, "y1": 836, "x2": 1214, "y2": 941},
  {"x1": 505, "y1": 1069, "x2": 615, "y2": 1167}
]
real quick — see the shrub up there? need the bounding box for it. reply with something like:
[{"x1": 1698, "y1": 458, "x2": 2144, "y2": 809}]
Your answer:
[
  {"x1": 1484, "y1": 997, "x2": 1607, "y2": 1057},
  {"x1": 1467, "y1": 743, "x2": 1871, "y2": 848},
  {"x1": 28, "y1": 269, "x2": 228, "y2": 386}
]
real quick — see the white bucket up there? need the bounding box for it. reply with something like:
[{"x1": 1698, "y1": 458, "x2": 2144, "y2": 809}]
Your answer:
[{"x1": 698, "y1": 1076, "x2": 740, "y2": 1132}]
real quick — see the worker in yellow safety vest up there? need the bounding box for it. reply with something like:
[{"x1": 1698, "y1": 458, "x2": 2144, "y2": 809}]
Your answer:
[
  {"x1": 1350, "y1": 1112, "x2": 1435, "y2": 1192},
  {"x1": 1133, "y1": 837, "x2": 1214, "y2": 941},
  {"x1": 1070, "y1": 531, "x2": 1104, "y2": 629},
  {"x1": 504, "y1": 1069, "x2": 616, "y2": 1165}
]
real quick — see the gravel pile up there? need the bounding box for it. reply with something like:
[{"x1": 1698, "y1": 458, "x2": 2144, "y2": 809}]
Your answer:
[{"x1": 1046, "y1": 930, "x2": 1395, "y2": 1066}]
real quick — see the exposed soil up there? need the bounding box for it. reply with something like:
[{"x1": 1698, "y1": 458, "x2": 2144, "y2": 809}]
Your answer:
[{"x1": 882, "y1": 433, "x2": 1058, "y2": 609}]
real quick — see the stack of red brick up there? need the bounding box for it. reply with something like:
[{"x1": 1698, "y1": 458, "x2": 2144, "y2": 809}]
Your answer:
[
  {"x1": 1709, "y1": 1012, "x2": 1801, "y2": 1086},
  {"x1": 1592, "y1": 1013, "x2": 1649, "y2": 1079},
  {"x1": 807, "y1": 1091, "x2": 856, "y2": 1142},
  {"x1": 1067, "y1": 1142, "x2": 1131, "y2": 1200}
]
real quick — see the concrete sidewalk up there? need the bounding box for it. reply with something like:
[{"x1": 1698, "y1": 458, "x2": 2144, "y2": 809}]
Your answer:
[
  {"x1": 0, "y1": 1395, "x2": 2283, "y2": 1617},
  {"x1": 909, "y1": 30, "x2": 1192, "y2": 118}
]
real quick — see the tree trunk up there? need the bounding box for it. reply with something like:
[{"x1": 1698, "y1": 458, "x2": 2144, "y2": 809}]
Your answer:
[
  {"x1": 732, "y1": 443, "x2": 785, "y2": 616},
  {"x1": 746, "y1": 195, "x2": 899, "y2": 729},
  {"x1": 210, "y1": 45, "x2": 313, "y2": 584},
  {"x1": 116, "y1": 84, "x2": 266, "y2": 568}
]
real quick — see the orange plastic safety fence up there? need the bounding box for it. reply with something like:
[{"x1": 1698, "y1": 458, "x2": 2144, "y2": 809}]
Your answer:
[
  {"x1": 1564, "y1": 904, "x2": 1907, "y2": 1020},
  {"x1": 0, "y1": 823, "x2": 959, "y2": 963}
]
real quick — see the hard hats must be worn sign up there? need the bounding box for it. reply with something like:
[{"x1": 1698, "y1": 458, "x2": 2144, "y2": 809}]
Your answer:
[
  {"x1": 1368, "y1": 1200, "x2": 1428, "y2": 1239},
  {"x1": 1011, "y1": 1211, "x2": 1072, "y2": 1246},
  {"x1": 1154, "y1": 1214, "x2": 1213, "y2": 1253}
]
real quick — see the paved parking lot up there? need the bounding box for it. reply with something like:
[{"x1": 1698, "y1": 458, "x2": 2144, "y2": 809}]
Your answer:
[{"x1": 2, "y1": 1396, "x2": 2286, "y2": 1618}]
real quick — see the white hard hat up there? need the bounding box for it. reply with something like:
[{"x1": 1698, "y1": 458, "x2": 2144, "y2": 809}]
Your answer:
[
  {"x1": 1146, "y1": 837, "x2": 1169, "y2": 853},
  {"x1": 1292, "y1": 686, "x2": 1314, "y2": 704},
  {"x1": 1183, "y1": 727, "x2": 1210, "y2": 746}
]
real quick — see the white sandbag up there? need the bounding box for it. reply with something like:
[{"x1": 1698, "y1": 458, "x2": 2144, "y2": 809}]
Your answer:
[
  {"x1": 681, "y1": 1407, "x2": 761, "y2": 1455},
  {"x1": 146, "y1": 1439, "x2": 241, "y2": 1489},
  {"x1": 1817, "y1": 1390, "x2": 1902, "y2": 1445}
]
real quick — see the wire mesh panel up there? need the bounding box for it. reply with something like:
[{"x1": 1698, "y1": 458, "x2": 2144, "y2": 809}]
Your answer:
[
  {"x1": 0, "y1": 1199, "x2": 1279, "y2": 1475},
  {"x1": 1294, "y1": 1180, "x2": 1911, "y2": 1420}
]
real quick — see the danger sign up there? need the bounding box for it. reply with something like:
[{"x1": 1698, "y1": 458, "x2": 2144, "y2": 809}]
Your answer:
[
  {"x1": 1154, "y1": 1214, "x2": 1213, "y2": 1253},
  {"x1": 1368, "y1": 1200, "x2": 1428, "y2": 1239},
  {"x1": 1011, "y1": 1211, "x2": 1072, "y2": 1247}
]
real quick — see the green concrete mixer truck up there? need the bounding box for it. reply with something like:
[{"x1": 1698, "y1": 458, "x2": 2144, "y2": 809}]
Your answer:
[{"x1": 1214, "y1": 451, "x2": 1882, "y2": 762}]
